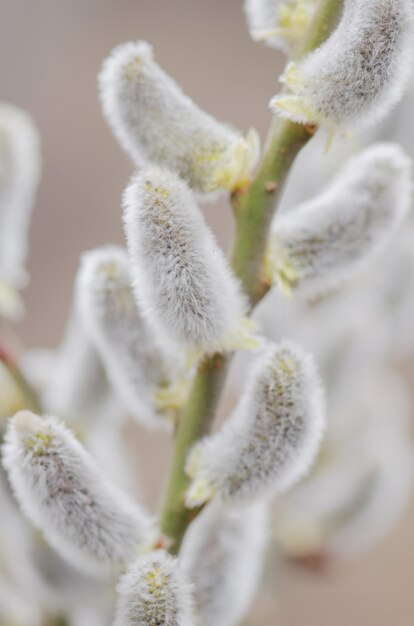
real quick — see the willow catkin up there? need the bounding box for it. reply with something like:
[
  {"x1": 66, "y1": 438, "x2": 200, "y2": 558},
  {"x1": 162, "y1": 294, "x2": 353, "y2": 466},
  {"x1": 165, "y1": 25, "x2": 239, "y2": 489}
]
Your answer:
[
  {"x1": 267, "y1": 143, "x2": 412, "y2": 299},
  {"x1": 2, "y1": 411, "x2": 154, "y2": 575},
  {"x1": 123, "y1": 167, "x2": 253, "y2": 354},
  {"x1": 99, "y1": 41, "x2": 259, "y2": 194},
  {"x1": 271, "y1": 0, "x2": 414, "y2": 133},
  {"x1": 186, "y1": 341, "x2": 325, "y2": 507}
]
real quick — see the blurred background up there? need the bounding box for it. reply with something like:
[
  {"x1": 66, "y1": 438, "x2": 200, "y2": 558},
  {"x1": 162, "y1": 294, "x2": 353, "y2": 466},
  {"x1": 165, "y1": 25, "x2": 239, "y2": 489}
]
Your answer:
[{"x1": 0, "y1": 1, "x2": 413, "y2": 625}]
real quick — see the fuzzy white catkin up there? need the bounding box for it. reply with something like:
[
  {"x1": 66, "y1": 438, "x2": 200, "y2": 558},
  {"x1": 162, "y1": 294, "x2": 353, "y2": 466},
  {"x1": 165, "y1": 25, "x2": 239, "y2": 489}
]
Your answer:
[
  {"x1": 0, "y1": 102, "x2": 41, "y2": 286},
  {"x1": 123, "y1": 167, "x2": 249, "y2": 353},
  {"x1": 180, "y1": 503, "x2": 268, "y2": 626},
  {"x1": 113, "y1": 551, "x2": 193, "y2": 626},
  {"x1": 77, "y1": 245, "x2": 180, "y2": 429},
  {"x1": 2, "y1": 411, "x2": 153, "y2": 575},
  {"x1": 98, "y1": 41, "x2": 259, "y2": 195},
  {"x1": 267, "y1": 143, "x2": 413, "y2": 300},
  {"x1": 0, "y1": 103, "x2": 40, "y2": 320},
  {"x1": 244, "y1": 0, "x2": 318, "y2": 51},
  {"x1": 186, "y1": 341, "x2": 325, "y2": 507},
  {"x1": 271, "y1": 0, "x2": 414, "y2": 132},
  {"x1": 23, "y1": 343, "x2": 135, "y2": 494}
]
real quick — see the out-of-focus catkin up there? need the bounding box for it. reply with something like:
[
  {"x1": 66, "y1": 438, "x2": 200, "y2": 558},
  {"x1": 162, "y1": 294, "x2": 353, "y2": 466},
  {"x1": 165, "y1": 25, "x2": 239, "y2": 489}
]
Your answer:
[
  {"x1": 77, "y1": 245, "x2": 186, "y2": 428},
  {"x1": 180, "y1": 502, "x2": 268, "y2": 626},
  {"x1": 244, "y1": 0, "x2": 318, "y2": 51},
  {"x1": 0, "y1": 103, "x2": 41, "y2": 319},
  {"x1": 267, "y1": 143, "x2": 412, "y2": 299}
]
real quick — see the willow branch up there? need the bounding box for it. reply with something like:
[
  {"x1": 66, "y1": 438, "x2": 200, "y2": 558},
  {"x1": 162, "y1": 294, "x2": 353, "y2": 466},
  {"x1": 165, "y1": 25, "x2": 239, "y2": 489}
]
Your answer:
[
  {"x1": 159, "y1": 354, "x2": 228, "y2": 554},
  {"x1": 159, "y1": 0, "x2": 344, "y2": 554}
]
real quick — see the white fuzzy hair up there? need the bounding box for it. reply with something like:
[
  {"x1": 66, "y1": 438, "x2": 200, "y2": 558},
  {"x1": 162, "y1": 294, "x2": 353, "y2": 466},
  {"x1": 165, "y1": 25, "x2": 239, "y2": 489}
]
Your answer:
[
  {"x1": 269, "y1": 143, "x2": 413, "y2": 300},
  {"x1": 98, "y1": 41, "x2": 259, "y2": 195},
  {"x1": 0, "y1": 102, "x2": 41, "y2": 287},
  {"x1": 2, "y1": 411, "x2": 154, "y2": 576},
  {"x1": 123, "y1": 167, "x2": 248, "y2": 353},
  {"x1": 180, "y1": 502, "x2": 268, "y2": 626},
  {"x1": 186, "y1": 340, "x2": 325, "y2": 506},
  {"x1": 77, "y1": 245, "x2": 180, "y2": 429},
  {"x1": 271, "y1": 0, "x2": 414, "y2": 132},
  {"x1": 114, "y1": 551, "x2": 194, "y2": 626}
]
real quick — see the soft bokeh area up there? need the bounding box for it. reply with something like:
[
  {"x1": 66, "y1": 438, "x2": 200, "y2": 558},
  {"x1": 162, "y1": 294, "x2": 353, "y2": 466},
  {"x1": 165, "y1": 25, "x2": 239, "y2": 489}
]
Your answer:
[{"x1": 1, "y1": 1, "x2": 414, "y2": 625}]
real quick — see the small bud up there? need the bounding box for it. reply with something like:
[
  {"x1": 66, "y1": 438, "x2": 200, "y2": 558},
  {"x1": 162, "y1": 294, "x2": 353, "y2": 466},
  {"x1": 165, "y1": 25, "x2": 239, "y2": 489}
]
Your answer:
[
  {"x1": 2, "y1": 411, "x2": 153, "y2": 575},
  {"x1": 0, "y1": 103, "x2": 41, "y2": 319},
  {"x1": 271, "y1": 0, "x2": 414, "y2": 133},
  {"x1": 77, "y1": 245, "x2": 186, "y2": 428},
  {"x1": 98, "y1": 41, "x2": 259, "y2": 194},
  {"x1": 114, "y1": 551, "x2": 193, "y2": 626},
  {"x1": 267, "y1": 144, "x2": 412, "y2": 299},
  {"x1": 123, "y1": 167, "x2": 255, "y2": 354},
  {"x1": 186, "y1": 341, "x2": 325, "y2": 507},
  {"x1": 180, "y1": 502, "x2": 267, "y2": 626},
  {"x1": 244, "y1": 0, "x2": 318, "y2": 51}
]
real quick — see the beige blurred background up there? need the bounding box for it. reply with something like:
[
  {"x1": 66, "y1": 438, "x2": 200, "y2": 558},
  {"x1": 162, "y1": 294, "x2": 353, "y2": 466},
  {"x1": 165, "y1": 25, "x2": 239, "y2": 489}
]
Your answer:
[{"x1": 1, "y1": 1, "x2": 413, "y2": 625}]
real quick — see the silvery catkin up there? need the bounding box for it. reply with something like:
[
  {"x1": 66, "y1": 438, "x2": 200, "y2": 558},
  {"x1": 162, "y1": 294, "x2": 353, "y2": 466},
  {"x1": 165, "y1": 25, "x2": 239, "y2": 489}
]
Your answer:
[
  {"x1": 99, "y1": 41, "x2": 259, "y2": 194},
  {"x1": 186, "y1": 341, "x2": 325, "y2": 507},
  {"x1": 123, "y1": 166, "x2": 252, "y2": 354},
  {"x1": 2, "y1": 411, "x2": 154, "y2": 575},
  {"x1": 271, "y1": 0, "x2": 414, "y2": 133},
  {"x1": 77, "y1": 245, "x2": 183, "y2": 429},
  {"x1": 267, "y1": 143, "x2": 413, "y2": 299}
]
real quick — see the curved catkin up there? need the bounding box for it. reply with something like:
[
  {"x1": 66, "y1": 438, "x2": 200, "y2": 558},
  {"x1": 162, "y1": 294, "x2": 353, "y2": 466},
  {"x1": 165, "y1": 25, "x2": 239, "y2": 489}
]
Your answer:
[
  {"x1": 114, "y1": 551, "x2": 193, "y2": 626},
  {"x1": 98, "y1": 41, "x2": 259, "y2": 195},
  {"x1": 123, "y1": 167, "x2": 250, "y2": 354},
  {"x1": 180, "y1": 503, "x2": 268, "y2": 626},
  {"x1": 2, "y1": 411, "x2": 154, "y2": 575},
  {"x1": 185, "y1": 341, "x2": 325, "y2": 507},
  {"x1": 271, "y1": 0, "x2": 414, "y2": 132},
  {"x1": 267, "y1": 143, "x2": 413, "y2": 299},
  {"x1": 76, "y1": 245, "x2": 181, "y2": 429},
  {"x1": 0, "y1": 103, "x2": 41, "y2": 319},
  {"x1": 244, "y1": 0, "x2": 318, "y2": 51}
]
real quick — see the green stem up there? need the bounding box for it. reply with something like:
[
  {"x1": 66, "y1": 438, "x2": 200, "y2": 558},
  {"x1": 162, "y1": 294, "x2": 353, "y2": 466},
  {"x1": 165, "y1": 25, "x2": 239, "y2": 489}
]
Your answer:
[
  {"x1": 160, "y1": 353, "x2": 228, "y2": 554},
  {"x1": 231, "y1": 0, "x2": 344, "y2": 305},
  {"x1": 159, "y1": 0, "x2": 344, "y2": 554},
  {"x1": 231, "y1": 119, "x2": 315, "y2": 305},
  {"x1": 300, "y1": 0, "x2": 344, "y2": 55},
  {"x1": 0, "y1": 344, "x2": 42, "y2": 414},
  {"x1": 44, "y1": 615, "x2": 70, "y2": 626}
]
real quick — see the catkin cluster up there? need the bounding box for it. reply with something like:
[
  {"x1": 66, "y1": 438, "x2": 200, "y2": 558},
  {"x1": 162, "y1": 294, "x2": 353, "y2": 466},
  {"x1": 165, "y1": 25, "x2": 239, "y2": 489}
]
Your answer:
[{"x1": 1, "y1": 2, "x2": 414, "y2": 626}]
